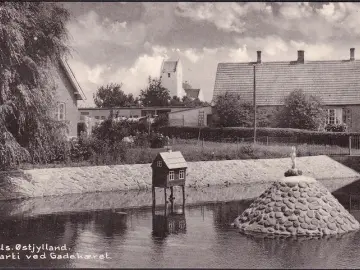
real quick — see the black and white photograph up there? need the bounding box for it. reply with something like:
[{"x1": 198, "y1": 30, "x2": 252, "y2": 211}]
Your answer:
[{"x1": 2, "y1": 1, "x2": 360, "y2": 269}]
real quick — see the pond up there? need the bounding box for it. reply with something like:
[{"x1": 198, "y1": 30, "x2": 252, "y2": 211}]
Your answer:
[{"x1": 1, "y1": 192, "x2": 360, "y2": 269}]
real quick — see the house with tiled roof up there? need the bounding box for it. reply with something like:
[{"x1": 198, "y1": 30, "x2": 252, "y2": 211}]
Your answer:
[
  {"x1": 52, "y1": 58, "x2": 86, "y2": 137},
  {"x1": 213, "y1": 48, "x2": 360, "y2": 131}
]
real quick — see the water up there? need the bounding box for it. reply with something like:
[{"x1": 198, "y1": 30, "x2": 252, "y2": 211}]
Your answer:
[{"x1": 1, "y1": 197, "x2": 360, "y2": 268}]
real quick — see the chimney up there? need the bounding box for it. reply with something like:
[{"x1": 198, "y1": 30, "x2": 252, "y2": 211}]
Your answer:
[
  {"x1": 350, "y1": 48, "x2": 355, "y2": 61},
  {"x1": 257, "y1": 51, "x2": 262, "y2": 63},
  {"x1": 297, "y1": 50, "x2": 305, "y2": 64}
]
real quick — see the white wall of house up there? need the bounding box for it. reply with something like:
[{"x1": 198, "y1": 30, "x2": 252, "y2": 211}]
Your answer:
[
  {"x1": 52, "y1": 65, "x2": 80, "y2": 137},
  {"x1": 168, "y1": 106, "x2": 212, "y2": 127}
]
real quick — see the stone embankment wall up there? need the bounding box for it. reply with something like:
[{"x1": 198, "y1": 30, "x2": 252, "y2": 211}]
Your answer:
[{"x1": 0, "y1": 155, "x2": 359, "y2": 201}]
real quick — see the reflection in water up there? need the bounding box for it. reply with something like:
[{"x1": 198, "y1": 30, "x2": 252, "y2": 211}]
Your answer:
[
  {"x1": 152, "y1": 205, "x2": 186, "y2": 239},
  {"x1": 0, "y1": 197, "x2": 359, "y2": 268}
]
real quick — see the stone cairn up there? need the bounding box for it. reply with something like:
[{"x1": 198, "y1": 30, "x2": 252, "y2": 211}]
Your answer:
[{"x1": 234, "y1": 147, "x2": 360, "y2": 236}]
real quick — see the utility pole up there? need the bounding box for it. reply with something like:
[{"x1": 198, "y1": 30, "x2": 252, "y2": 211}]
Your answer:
[{"x1": 253, "y1": 64, "x2": 257, "y2": 144}]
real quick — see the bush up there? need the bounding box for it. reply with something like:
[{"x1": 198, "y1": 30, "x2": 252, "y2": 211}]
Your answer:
[
  {"x1": 159, "y1": 126, "x2": 359, "y2": 147},
  {"x1": 325, "y1": 124, "x2": 347, "y2": 132},
  {"x1": 149, "y1": 133, "x2": 168, "y2": 148}
]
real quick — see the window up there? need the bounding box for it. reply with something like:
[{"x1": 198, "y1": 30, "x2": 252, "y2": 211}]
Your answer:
[
  {"x1": 101, "y1": 116, "x2": 106, "y2": 120},
  {"x1": 133, "y1": 115, "x2": 139, "y2": 118},
  {"x1": 326, "y1": 109, "x2": 342, "y2": 125},
  {"x1": 168, "y1": 73, "x2": 171, "y2": 78},
  {"x1": 55, "y1": 102, "x2": 66, "y2": 121},
  {"x1": 343, "y1": 108, "x2": 352, "y2": 127},
  {"x1": 169, "y1": 171, "x2": 174, "y2": 181},
  {"x1": 95, "y1": 116, "x2": 100, "y2": 120},
  {"x1": 81, "y1": 112, "x2": 89, "y2": 115},
  {"x1": 179, "y1": 170, "x2": 185, "y2": 179},
  {"x1": 157, "y1": 161, "x2": 162, "y2": 167}
]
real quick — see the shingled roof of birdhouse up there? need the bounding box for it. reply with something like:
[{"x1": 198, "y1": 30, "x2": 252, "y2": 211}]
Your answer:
[{"x1": 152, "y1": 151, "x2": 187, "y2": 169}]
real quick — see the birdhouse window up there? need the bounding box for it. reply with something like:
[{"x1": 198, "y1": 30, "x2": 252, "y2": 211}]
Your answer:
[
  {"x1": 169, "y1": 171, "x2": 174, "y2": 180},
  {"x1": 168, "y1": 73, "x2": 171, "y2": 78},
  {"x1": 179, "y1": 170, "x2": 185, "y2": 179},
  {"x1": 157, "y1": 161, "x2": 162, "y2": 167}
]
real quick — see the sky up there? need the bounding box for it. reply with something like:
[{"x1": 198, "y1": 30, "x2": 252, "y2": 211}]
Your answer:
[{"x1": 61, "y1": 2, "x2": 360, "y2": 107}]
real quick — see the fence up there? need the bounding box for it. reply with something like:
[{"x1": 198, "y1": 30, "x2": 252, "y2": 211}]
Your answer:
[{"x1": 167, "y1": 135, "x2": 360, "y2": 156}]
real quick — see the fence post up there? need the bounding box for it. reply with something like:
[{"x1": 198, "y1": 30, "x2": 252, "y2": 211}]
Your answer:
[
  {"x1": 202, "y1": 138, "x2": 204, "y2": 148},
  {"x1": 349, "y1": 135, "x2": 352, "y2": 156},
  {"x1": 266, "y1": 136, "x2": 269, "y2": 146}
]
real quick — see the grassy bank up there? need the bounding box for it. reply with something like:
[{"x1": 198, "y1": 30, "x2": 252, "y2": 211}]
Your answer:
[{"x1": 17, "y1": 139, "x2": 349, "y2": 170}]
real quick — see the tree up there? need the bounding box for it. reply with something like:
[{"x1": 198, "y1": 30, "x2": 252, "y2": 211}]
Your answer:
[
  {"x1": 139, "y1": 77, "x2": 171, "y2": 106},
  {"x1": 213, "y1": 93, "x2": 253, "y2": 127},
  {"x1": 170, "y1": 96, "x2": 182, "y2": 106},
  {"x1": 93, "y1": 83, "x2": 138, "y2": 108},
  {"x1": 278, "y1": 89, "x2": 326, "y2": 130},
  {"x1": 0, "y1": 2, "x2": 71, "y2": 169}
]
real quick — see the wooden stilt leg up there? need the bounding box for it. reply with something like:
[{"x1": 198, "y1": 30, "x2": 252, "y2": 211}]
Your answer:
[
  {"x1": 152, "y1": 187, "x2": 156, "y2": 215},
  {"x1": 164, "y1": 188, "x2": 167, "y2": 216},
  {"x1": 182, "y1": 185, "x2": 185, "y2": 213}
]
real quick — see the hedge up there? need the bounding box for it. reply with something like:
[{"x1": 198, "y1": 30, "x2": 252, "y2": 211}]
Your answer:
[{"x1": 159, "y1": 126, "x2": 360, "y2": 147}]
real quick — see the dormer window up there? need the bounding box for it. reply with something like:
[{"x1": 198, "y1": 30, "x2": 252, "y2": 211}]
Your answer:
[
  {"x1": 157, "y1": 161, "x2": 162, "y2": 167},
  {"x1": 168, "y1": 73, "x2": 171, "y2": 78}
]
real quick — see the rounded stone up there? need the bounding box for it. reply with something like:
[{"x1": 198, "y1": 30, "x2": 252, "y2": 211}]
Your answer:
[
  {"x1": 298, "y1": 198, "x2": 307, "y2": 205},
  {"x1": 305, "y1": 215, "x2": 312, "y2": 224},
  {"x1": 316, "y1": 193, "x2": 322, "y2": 198},
  {"x1": 311, "y1": 219, "x2": 319, "y2": 226},
  {"x1": 293, "y1": 192, "x2": 301, "y2": 198},
  {"x1": 329, "y1": 201, "x2": 336, "y2": 207},
  {"x1": 307, "y1": 210, "x2": 315, "y2": 218},
  {"x1": 288, "y1": 215, "x2": 297, "y2": 221},
  {"x1": 281, "y1": 193, "x2": 287, "y2": 198},
  {"x1": 315, "y1": 212, "x2": 322, "y2": 220},
  {"x1": 328, "y1": 223, "x2": 337, "y2": 231},
  {"x1": 284, "y1": 210, "x2": 293, "y2": 217},
  {"x1": 299, "y1": 182, "x2": 308, "y2": 188},
  {"x1": 279, "y1": 218, "x2": 286, "y2": 224},
  {"x1": 307, "y1": 197, "x2": 317, "y2": 203},
  {"x1": 341, "y1": 224, "x2": 350, "y2": 231},
  {"x1": 298, "y1": 216, "x2": 305, "y2": 223},
  {"x1": 300, "y1": 193, "x2": 307, "y2": 198},
  {"x1": 293, "y1": 221, "x2": 300, "y2": 228},
  {"x1": 258, "y1": 205, "x2": 266, "y2": 210},
  {"x1": 288, "y1": 197, "x2": 296, "y2": 203},
  {"x1": 267, "y1": 227, "x2": 275, "y2": 233},
  {"x1": 284, "y1": 221, "x2": 293, "y2": 227},
  {"x1": 336, "y1": 217, "x2": 344, "y2": 225},
  {"x1": 275, "y1": 212, "x2": 283, "y2": 218},
  {"x1": 294, "y1": 209, "x2": 301, "y2": 216},
  {"x1": 330, "y1": 211, "x2": 338, "y2": 217},
  {"x1": 275, "y1": 201, "x2": 284, "y2": 207},
  {"x1": 308, "y1": 224, "x2": 317, "y2": 230},
  {"x1": 281, "y1": 206, "x2": 287, "y2": 212},
  {"x1": 295, "y1": 203, "x2": 307, "y2": 211},
  {"x1": 309, "y1": 204, "x2": 321, "y2": 210},
  {"x1": 300, "y1": 223, "x2": 308, "y2": 229},
  {"x1": 265, "y1": 208, "x2": 272, "y2": 213},
  {"x1": 286, "y1": 226, "x2": 296, "y2": 233},
  {"x1": 286, "y1": 182, "x2": 297, "y2": 188},
  {"x1": 280, "y1": 186, "x2": 290, "y2": 192},
  {"x1": 328, "y1": 217, "x2": 335, "y2": 223},
  {"x1": 268, "y1": 218, "x2": 277, "y2": 226}
]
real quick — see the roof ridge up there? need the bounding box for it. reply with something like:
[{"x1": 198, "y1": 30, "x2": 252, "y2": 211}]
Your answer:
[{"x1": 218, "y1": 59, "x2": 360, "y2": 65}]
